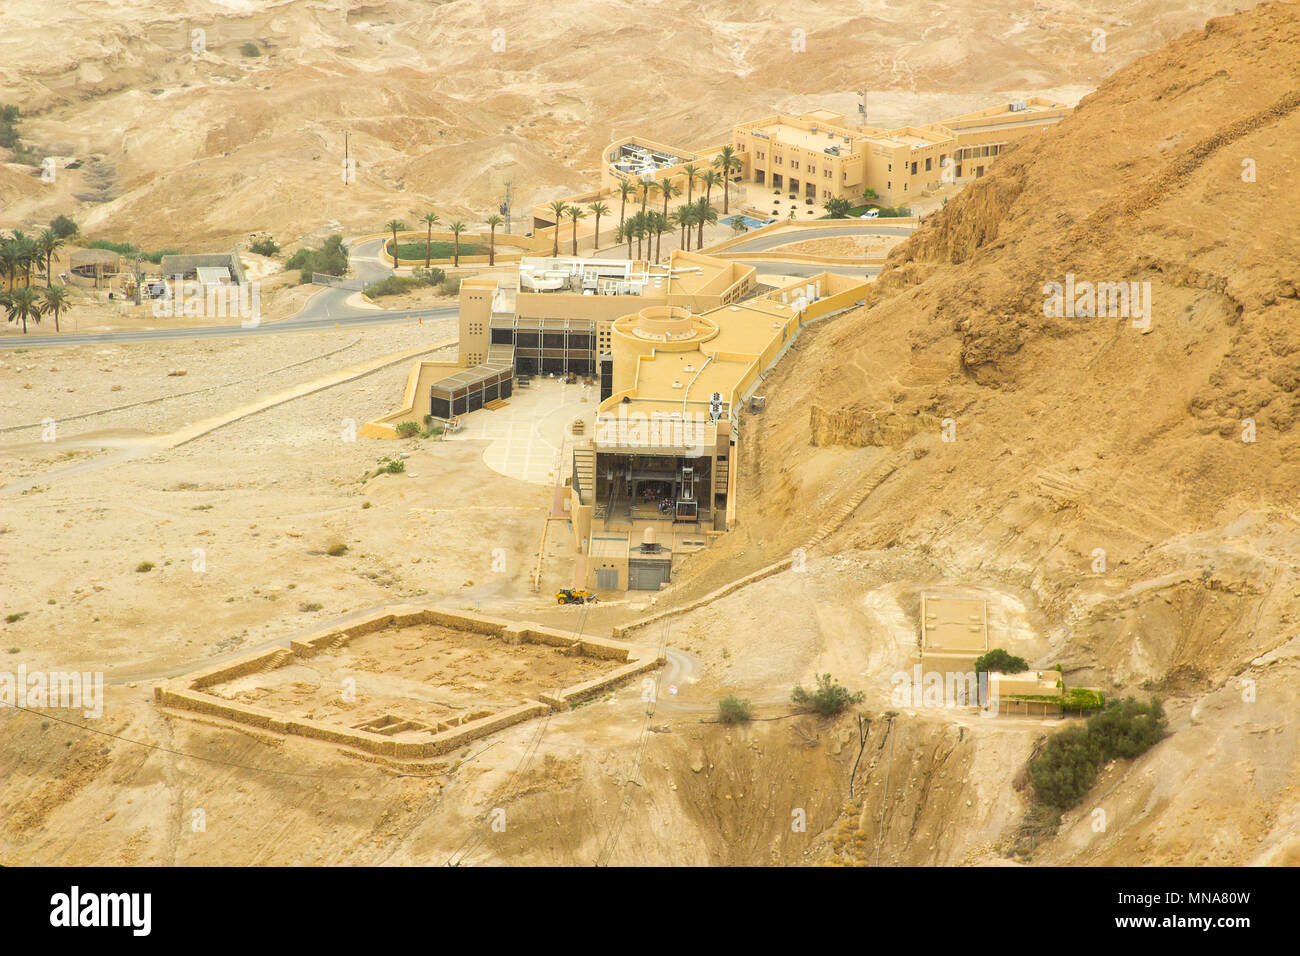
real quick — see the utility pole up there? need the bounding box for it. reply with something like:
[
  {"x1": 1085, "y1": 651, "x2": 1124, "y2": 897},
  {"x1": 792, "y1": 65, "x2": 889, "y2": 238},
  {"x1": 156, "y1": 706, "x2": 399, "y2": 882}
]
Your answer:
[
  {"x1": 857, "y1": 89, "x2": 868, "y2": 128},
  {"x1": 501, "y1": 181, "x2": 512, "y2": 234},
  {"x1": 344, "y1": 130, "x2": 349, "y2": 186}
]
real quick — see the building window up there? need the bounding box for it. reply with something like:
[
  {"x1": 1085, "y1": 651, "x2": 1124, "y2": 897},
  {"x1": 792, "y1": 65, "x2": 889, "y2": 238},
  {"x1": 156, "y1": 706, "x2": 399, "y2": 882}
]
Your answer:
[
  {"x1": 910, "y1": 161, "x2": 918, "y2": 174},
  {"x1": 925, "y1": 157, "x2": 932, "y2": 171}
]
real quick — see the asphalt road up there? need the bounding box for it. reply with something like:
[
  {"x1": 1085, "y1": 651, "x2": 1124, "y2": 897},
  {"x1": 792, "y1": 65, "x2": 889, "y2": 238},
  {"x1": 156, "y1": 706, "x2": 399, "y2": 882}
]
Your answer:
[
  {"x1": 1, "y1": 228, "x2": 905, "y2": 349},
  {"x1": 724, "y1": 222, "x2": 914, "y2": 253}
]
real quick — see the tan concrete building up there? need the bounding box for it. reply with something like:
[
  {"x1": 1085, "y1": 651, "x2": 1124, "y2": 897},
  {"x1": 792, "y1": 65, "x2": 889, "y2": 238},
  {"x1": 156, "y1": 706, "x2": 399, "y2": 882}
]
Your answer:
[
  {"x1": 568, "y1": 270, "x2": 870, "y2": 590},
  {"x1": 733, "y1": 97, "x2": 1070, "y2": 206}
]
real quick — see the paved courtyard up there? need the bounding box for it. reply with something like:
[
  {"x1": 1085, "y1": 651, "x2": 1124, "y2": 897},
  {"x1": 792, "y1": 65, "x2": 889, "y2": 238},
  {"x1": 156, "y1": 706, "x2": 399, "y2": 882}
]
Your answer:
[{"x1": 442, "y1": 377, "x2": 598, "y2": 485}]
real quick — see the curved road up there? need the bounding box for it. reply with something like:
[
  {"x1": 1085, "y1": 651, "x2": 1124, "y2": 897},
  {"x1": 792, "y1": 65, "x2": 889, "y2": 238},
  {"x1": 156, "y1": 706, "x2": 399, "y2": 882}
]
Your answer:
[
  {"x1": 0, "y1": 239, "x2": 455, "y2": 349},
  {"x1": 1, "y1": 225, "x2": 910, "y2": 349},
  {"x1": 723, "y1": 222, "x2": 914, "y2": 254}
]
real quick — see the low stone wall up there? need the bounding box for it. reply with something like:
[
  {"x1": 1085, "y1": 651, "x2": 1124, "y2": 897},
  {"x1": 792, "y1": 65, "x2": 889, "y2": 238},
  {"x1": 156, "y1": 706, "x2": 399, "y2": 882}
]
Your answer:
[{"x1": 155, "y1": 605, "x2": 663, "y2": 761}]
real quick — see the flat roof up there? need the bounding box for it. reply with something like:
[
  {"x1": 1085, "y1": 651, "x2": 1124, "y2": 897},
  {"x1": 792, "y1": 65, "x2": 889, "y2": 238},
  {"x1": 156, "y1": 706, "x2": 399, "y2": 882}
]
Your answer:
[
  {"x1": 753, "y1": 121, "x2": 860, "y2": 153},
  {"x1": 920, "y1": 595, "x2": 989, "y2": 655}
]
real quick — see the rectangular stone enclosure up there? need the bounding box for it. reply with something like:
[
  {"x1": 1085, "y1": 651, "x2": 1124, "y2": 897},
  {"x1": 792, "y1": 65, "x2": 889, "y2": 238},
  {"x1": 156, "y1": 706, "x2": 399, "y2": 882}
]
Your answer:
[{"x1": 154, "y1": 606, "x2": 664, "y2": 760}]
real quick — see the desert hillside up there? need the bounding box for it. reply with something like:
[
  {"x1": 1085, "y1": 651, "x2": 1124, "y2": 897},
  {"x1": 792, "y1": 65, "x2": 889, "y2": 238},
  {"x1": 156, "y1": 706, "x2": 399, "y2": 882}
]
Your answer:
[
  {"x1": 650, "y1": 0, "x2": 1300, "y2": 864},
  {"x1": 0, "y1": 0, "x2": 1252, "y2": 248}
]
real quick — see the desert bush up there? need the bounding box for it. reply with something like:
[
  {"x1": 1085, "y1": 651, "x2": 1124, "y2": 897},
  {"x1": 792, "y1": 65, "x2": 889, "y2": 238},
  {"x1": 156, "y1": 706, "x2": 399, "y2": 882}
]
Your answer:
[
  {"x1": 792, "y1": 673, "x2": 863, "y2": 718},
  {"x1": 250, "y1": 238, "x2": 280, "y2": 257},
  {"x1": 50, "y1": 215, "x2": 78, "y2": 238},
  {"x1": 364, "y1": 276, "x2": 418, "y2": 298},
  {"x1": 437, "y1": 276, "x2": 462, "y2": 296},
  {"x1": 240, "y1": 42, "x2": 261, "y2": 57},
  {"x1": 135, "y1": 561, "x2": 154, "y2": 572},
  {"x1": 718, "y1": 695, "x2": 753, "y2": 724},
  {"x1": 325, "y1": 541, "x2": 348, "y2": 557},
  {"x1": 395, "y1": 421, "x2": 420, "y2": 438},
  {"x1": 973, "y1": 648, "x2": 1029, "y2": 674},
  {"x1": 286, "y1": 234, "x2": 346, "y2": 278},
  {"x1": 1029, "y1": 697, "x2": 1166, "y2": 811}
]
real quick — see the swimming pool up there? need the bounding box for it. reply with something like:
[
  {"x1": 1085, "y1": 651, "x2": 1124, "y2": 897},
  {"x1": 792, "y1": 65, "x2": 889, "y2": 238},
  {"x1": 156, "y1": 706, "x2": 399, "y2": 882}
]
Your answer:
[{"x1": 722, "y1": 215, "x2": 773, "y2": 230}]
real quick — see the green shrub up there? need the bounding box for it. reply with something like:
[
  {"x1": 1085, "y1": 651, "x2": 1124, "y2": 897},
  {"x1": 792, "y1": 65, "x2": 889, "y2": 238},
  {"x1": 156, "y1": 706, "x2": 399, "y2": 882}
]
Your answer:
[
  {"x1": 135, "y1": 561, "x2": 154, "y2": 572},
  {"x1": 389, "y1": 241, "x2": 487, "y2": 261},
  {"x1": 395, "y1": 421, "x2": 420, "y2": 438},
  {"x1": 298, "y1": 601, "x2": 323, "y2": 613},
  {"x1": 0, "y1": 104, "x2": 21, "y2": 149},
  {"x1": 363, "y1": 276, "x2": 419, "y2": 298},
  {"x1": 5, "y1": 613, "x2": 26, "y2": 624},
  {"x1": 250, "y1": 238, "x2": 280, "y2": 257},
  {"x1": 86, "y1": 240, "x2": 179, "y2": 265},
  {"x1": 286, "y1": 234, "x2": 347, "y2": 278},
  {"x1": 325, "y1": 541, "x2": 348, "y2": 557},
  {"x1": 718, "y1": 695, "x2": 753, "y2": 724},
  {"x1": 240, "y1": 42, "x2": 261, "y2": 57},
  {"x1": 50, "y1": 215, "x2": 78, "y2": 238},
  {"x1": 412, "y1": 266, "x2": 446, "y2": 286},
  {"x1": 1029, "y1": 697, "x2": 1166, "y2": 811},
  {"x1": 438, "y1": 276, "x2": 462, "y2": 296},
  {"x1": 791, "y1": 673, "x2": 863, "y2": 718},
  {"x1": 973, "y1": 648, "x2": 1029, "y2": 674},
  {"x1": 1086, "y1": 697, "x2": 1166, "y2": 759},
  {"x1": 382, "y1": 458, "x2": 405, "y2": 474}
]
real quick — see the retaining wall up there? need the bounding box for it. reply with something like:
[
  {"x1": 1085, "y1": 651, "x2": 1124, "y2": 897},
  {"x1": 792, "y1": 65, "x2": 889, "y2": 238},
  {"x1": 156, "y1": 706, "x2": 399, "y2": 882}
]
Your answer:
[{"x1": 155, "y1": 605, "x2": 663, "y2": 761}]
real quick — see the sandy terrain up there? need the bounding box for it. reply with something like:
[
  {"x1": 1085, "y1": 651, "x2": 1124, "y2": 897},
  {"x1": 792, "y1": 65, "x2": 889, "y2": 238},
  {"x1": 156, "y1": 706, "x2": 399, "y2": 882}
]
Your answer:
[
  {"x1": 2, "y1": 1, "x2": 1296, "y2": 869},
  {"x1": 0, "y1": 0, "x2": 1248, "y2": 252}
]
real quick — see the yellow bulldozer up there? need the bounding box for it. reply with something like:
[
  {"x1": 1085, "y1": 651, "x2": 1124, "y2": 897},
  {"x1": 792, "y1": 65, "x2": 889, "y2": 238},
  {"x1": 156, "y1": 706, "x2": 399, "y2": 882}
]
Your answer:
[{"x1": 555, "y1": 587, "x2": 596, "y2": 605}]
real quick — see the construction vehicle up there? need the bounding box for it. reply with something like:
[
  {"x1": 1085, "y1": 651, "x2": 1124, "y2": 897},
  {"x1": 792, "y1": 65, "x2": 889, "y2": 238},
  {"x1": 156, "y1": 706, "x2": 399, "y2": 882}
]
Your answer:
[{"x1": 555, "y1": 587, "x2": 596, "y2": 605}]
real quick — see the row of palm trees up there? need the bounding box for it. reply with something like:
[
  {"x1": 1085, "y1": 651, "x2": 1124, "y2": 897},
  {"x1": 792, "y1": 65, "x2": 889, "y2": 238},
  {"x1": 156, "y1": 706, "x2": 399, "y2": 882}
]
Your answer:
[
  {"x1": 383, "y1": 211, "x2": 510, "y2": 269},
  {"x1": 613, "y1": 199, "x2": 721, "y2": 261},
  {"x1": 2, "y1": 229, "x2": 72, "y2": 332},
  {"x1": 543, "y1": 145, "x2": 743, "y2": 262}
]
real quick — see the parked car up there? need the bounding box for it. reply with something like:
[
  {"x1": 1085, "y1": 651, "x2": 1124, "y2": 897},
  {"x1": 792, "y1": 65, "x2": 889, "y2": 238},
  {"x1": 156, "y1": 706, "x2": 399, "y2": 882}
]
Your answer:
[{"x1": 860, "y1": 208, "x2": 880, "y2": 219}]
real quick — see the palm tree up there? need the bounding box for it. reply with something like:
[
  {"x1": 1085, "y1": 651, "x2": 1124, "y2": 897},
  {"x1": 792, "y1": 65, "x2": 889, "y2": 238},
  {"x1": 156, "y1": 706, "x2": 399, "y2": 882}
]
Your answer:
[
  {"x1": 693, "y1": 197, "x2": 717, "y2": 249},
  {"x1": 616, "y1": 177, "x2": 635, "y2": 232},
  {"x1": 420, "y1": 211, "x2": 440, "y2": 267},
  {"x1": 657, "y1": 177, "x2": 679, "y2": 223},
  {"x1": 546, "y1": 200, "x2": 569, "y2": 256},
  {"x1": 567, "y1": 206, "x2": 588, "y2": 256},
  {"x1": 648, "y1": 211, "x2": 668, "y2": 262},
  {"x1": 41, "y1": 284, "x2": 70, "y2": 332},
  {"x1": 448, "y1": 221, "x2": 466, "y2": 266},
  {"x1": 637, "y1": 177, "x2": 653, "y2": 217},
  {"x1": 618, "y1": 221, "x2": 632, "y2": 260},
  {"x1": 37, "y1": 229, "x2": 64, "y2": 287},
  {"x1": 681, "y1": 163, "x2": 700, "y2": 205},
  {"x1": 6, "y1": 286, "x2": 43, "y2": 333},
  {"x1": 384, "y1": 219, "x2": 407, "y2": 268},
  {"x1": 712, "y1": 145, "x2": 742, "y2": 214},
  {"x1": 0, "y1": 235, "x2": 18, "y2": 291},
  {"x1": 700, "y1": 169, "x2": 721, "y2": 210},
  {"x1": 589, "y1": 201, "x2": 609, "y2": 250},
  {"x1": 485, "y1": 214, "x2": 503, "y2": 266},
  {"x1": 628, "y1": 212, "x2": 646, "y2": 260},
  {"x1": 8, "y1": 231, "x2": 38, "y2": 288},
  {"x1": 670, "y1": 207, "x2": 691, "y2": 252}
]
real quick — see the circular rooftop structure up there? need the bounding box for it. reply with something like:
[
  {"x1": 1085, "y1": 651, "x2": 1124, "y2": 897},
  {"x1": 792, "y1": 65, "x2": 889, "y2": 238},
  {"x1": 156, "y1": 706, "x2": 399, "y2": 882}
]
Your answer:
[{"x1": 613, "y1": 306, "x2": 718, "y2": 348}]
